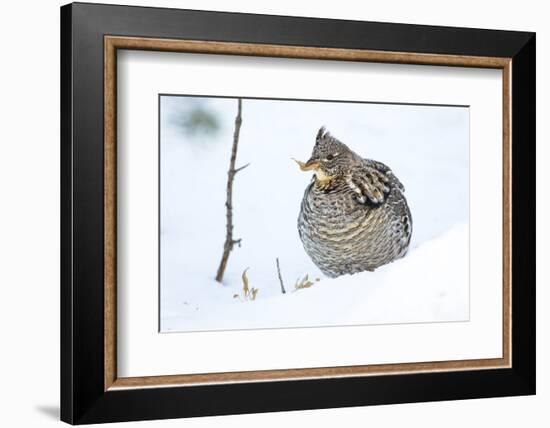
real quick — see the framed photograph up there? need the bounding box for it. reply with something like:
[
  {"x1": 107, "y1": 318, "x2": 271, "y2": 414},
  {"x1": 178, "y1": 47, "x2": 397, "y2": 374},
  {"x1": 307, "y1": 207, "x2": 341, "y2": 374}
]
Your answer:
[{"x1": 60, "y1": 2, "x2": 535, "y2": 424}]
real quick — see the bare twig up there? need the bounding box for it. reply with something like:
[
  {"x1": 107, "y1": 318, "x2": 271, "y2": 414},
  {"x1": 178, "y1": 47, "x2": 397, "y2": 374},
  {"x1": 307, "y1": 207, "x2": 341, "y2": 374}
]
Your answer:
[
  {"x1": 276, "y1": 258, "x2": 286, "y2": 294},
  {"x1": 216, "y1": 99, "x2": 246, "y2": 283},
  {"x1": 234, "y1": 162, "x2": 250, "y2": 174}
]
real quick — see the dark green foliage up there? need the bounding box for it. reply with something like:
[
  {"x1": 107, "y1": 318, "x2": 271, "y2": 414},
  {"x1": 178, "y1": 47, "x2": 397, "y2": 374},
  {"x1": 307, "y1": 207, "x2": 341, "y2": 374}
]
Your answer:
[{"x1": 176, "y1": 106, "x2": 220, "y2": 136}]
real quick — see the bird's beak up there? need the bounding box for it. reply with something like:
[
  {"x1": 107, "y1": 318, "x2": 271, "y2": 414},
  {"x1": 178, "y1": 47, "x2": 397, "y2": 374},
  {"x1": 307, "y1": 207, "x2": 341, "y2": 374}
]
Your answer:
[{"x1": 292, "y1": 158, "x2": 320, "y2": 172}]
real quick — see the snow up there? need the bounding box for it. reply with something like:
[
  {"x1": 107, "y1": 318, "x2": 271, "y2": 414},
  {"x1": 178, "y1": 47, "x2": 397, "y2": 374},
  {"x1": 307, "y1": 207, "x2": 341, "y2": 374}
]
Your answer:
[{"x1": 160, "y1": 96, "x2": 469, "y2": 333}]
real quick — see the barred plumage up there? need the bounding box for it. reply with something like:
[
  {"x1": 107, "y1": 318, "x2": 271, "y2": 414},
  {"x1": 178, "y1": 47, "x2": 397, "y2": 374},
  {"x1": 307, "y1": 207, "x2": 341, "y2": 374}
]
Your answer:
[{"x1": 296, "y1": 127, "x2": 412, "y2": 278}]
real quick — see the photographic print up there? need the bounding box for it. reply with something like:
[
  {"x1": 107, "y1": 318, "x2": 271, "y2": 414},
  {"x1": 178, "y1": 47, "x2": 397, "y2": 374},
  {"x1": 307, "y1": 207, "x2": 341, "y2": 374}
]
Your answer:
[
  {"x1": 160, "y1": 95, "x2": 469, "y2": 333},
  {"x1": 62, "y1": 7, "x2": 535, "y2": 422}
]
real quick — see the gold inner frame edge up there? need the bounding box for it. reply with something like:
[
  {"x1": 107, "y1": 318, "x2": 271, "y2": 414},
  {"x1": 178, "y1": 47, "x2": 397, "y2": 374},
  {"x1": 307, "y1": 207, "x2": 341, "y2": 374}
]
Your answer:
[{"x1": 104, "y1": 36, "x2": 512, "y2": 391}]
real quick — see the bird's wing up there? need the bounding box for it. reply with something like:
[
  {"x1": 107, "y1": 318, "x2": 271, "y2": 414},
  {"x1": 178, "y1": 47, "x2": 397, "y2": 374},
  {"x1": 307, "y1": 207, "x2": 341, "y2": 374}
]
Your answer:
[
  {"x1": 364, "y1": 159, "x2": 405, "y2": 192},
  {"x1": 345, "y1": 160, "x2": 400, "y2": 205}
]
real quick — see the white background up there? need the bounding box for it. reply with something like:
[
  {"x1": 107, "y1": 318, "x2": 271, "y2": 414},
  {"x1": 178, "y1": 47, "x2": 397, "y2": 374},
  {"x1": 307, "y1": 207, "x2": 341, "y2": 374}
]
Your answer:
[
  {"x1": 158, "y1": 96, "x2": 472, "y2": 333},
  {"x1": 0, "y1": 0, "x2": 546, "y2": 427},
  {"x1": 119, "y1": 52, "x2": 501, "y2": 377}
]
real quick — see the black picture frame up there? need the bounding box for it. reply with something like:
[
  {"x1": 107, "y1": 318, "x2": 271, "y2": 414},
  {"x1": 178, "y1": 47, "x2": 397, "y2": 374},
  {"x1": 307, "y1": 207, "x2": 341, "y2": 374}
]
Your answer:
[{"x1": 61, "y1": 2, "x2": 535, "y2": 424}]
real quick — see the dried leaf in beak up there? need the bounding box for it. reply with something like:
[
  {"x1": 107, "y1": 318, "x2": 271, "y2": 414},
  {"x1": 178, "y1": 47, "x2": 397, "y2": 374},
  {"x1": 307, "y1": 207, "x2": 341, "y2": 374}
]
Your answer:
[{"x1": 292, "y1": 158, "x2": 320, "y2": 172}]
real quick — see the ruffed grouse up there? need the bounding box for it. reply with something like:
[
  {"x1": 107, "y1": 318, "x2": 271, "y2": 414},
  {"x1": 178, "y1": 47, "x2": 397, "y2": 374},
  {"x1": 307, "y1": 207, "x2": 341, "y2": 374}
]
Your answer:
[{"x1": 296, "y1": 127, "x2": 412, "y2": 278}]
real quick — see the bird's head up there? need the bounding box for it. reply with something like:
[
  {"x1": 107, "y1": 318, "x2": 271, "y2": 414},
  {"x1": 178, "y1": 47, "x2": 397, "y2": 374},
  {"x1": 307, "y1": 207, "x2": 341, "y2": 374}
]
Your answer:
[{"x1": 293, "y1": 127, "x2": 359, "y2": 186}]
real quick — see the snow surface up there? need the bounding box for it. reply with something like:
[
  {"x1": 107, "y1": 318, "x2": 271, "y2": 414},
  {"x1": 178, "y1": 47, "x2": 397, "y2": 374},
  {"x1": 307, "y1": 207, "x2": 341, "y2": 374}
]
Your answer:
[{"x1": 160, "y1": 97, "x2": 469, "y2": 333}]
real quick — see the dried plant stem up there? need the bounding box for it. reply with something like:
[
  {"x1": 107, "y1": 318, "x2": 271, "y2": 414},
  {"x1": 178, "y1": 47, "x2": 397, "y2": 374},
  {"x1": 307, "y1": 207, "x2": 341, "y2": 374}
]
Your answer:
[
  {"x1": 215, "y1": 99, "x2": 248, "y2": 283},
  {"x1": 276, "y1": 258, "x2": 286, "y2": 294}
]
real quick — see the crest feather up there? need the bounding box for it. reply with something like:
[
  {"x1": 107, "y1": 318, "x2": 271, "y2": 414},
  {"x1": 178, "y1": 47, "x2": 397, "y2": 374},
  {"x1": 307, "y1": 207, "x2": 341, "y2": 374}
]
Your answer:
[{"x1": 316, "y1": 126, "x2": 330, "y2": 144}]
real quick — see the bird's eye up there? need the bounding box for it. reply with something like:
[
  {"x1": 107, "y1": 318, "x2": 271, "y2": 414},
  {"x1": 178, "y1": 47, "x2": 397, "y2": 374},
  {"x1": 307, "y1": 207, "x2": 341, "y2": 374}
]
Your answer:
[{"x1": 326, "y1": 154, "x2": 334, "y2": 161}]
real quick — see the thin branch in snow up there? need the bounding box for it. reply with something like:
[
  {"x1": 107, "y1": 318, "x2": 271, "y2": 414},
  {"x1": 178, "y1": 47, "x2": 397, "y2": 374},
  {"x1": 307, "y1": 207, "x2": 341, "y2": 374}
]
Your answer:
[
  {"x1": 276, "y1": 257, "x2": 286, "y2": 294},
  {"x1": 215, "y1": 98, "x2": 247, "y2": 283}
]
